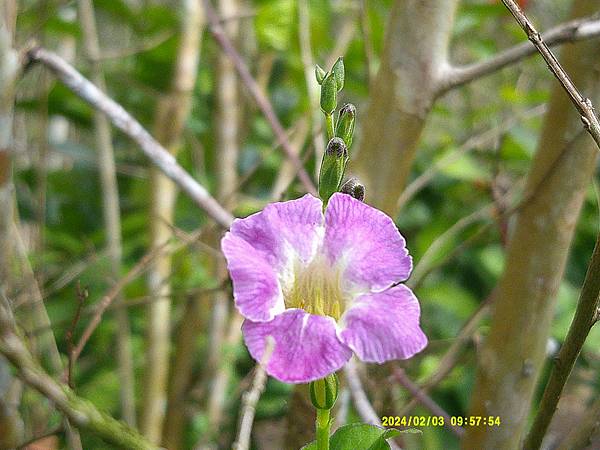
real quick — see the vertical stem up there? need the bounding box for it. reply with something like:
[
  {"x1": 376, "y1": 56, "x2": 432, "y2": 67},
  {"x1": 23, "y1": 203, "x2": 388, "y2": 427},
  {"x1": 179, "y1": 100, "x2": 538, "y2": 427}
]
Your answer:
[
  {"x1": 316, "y1": 408, "x2": 330, "y2": 450},
  {"x1": 462, "y1": 1, "x2": 600, "y2": 448},
  {"x1": 141, "y1": 0, "x2": 202, "y2": 443},
  {"x1": 325, "y1": 114, "x2": 335, "y2": 141},
  {"x1": 523, "y1": 231, "x2": 600, "y2": 450},
  {"x1": 77, "y1": 0, "x2": 136, "y2": 427}
]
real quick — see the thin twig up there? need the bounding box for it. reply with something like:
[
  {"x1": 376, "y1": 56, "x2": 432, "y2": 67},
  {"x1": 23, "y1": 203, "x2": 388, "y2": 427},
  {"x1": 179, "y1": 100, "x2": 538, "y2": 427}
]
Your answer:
[
  {"x1": 231, "y1": 337, "x2": 275, "y2": 450},
  {"x1": 439, "y1": 13, "x2": 600, "y2": 94},
  {"x1": 397, "y1": 297, "x2": 492, "y2": 418},
  {"x1": 68, "y1": 232, "x2": 200, "y2": 368},
  {"x1": 203, "y1": 0, "x2": 317, "y2": 195},
  {"x1": 0, "y1": 300, "x2": 157, "y2": 450},
  {"x1": 344, "y1": 359, "x2": 402, "y2": 450},
  {"x1": 65, "y1": 281, "x2": 87, "y2": 389},
  {"x1": 396, "y1": 104, "x2": 546, "y2": 211},
  {"x1": 523, "y1": 230, "x2": 600, "y2": 450},
  {"x1": 500, "y1": 0, "x2": 600, "y2": 149},
  {"x1": 391, "y1": 368, "x2": 464, "y2": 438},
  {"x1": 25, "y1": 47, "x2": 235, "y2": 229}
]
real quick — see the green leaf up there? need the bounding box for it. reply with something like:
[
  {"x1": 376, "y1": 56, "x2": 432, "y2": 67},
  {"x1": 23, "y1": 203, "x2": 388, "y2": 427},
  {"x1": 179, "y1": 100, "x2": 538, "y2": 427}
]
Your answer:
[
  {"x1": 331, "y1": 57, "x2": 345, "y2": 91},
  {"x1": 320, "y1": 73, "x2": 338, "y2": 115},
  {"x1": 301, "y1": 423, "x2": 413, "y2": 450}
]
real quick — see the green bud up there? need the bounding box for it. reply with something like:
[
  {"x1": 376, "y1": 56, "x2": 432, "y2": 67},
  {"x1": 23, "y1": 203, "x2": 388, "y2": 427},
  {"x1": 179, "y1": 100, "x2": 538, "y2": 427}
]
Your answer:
[
  {"x1": 309, "y1": 373, "x2": 339, "y2": 410},
  {"x1": 320, "y1": 73, "x2": 337, "y2": 115},
  {"x1": 335, "y1": 103, "x2": 356, "y2": 149},
  {"x1": 315, "y1": 64, "x2": 326, "y2": 85},
  {"x1": 318, "y1": 137, "x2": 347, "y2": 204},
  {"x1": 340, "y1": 177, "x2": 365, "y2": 202},
  {"x1": 331, "y1": 57, "x2": 344, "y2": 91}
]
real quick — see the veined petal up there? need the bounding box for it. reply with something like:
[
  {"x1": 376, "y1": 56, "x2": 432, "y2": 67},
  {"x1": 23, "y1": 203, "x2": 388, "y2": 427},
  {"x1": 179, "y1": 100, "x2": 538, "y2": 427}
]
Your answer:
[
  {"x1": 243, "y1": 309, "x2": 352, "y2": 383},
  {"x1": 222, "y1": 194, "x2": 324, "y2": 322},
  {"x1": 221, "y1": 234, "x2": 284, "y2": 321},
  {"x1": 338, "y1": 285, "x2": 427, "y2": 363},
  {"x1": 229, "y1": 194, "x2": 324, "y2": 267},
  {"x1": 324, "y1": 193, "x2": 412, "y2": 291}
]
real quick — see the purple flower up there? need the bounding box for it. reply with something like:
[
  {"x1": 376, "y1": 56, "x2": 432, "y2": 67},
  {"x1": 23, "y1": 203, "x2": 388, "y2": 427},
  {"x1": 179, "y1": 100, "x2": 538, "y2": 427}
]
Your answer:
[{"x1": 221, "y1": 193, "x2": 427, "y2": 383}]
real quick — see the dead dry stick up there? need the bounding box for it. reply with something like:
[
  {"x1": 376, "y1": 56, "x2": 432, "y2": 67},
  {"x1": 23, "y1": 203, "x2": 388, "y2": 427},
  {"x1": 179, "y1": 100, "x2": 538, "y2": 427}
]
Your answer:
[
  {"x1": 500, "y1": 0, "x2": 600, "y2": 149},
  {"x1": 25, "y1": 47, "x2": 234, "y2": 229}
]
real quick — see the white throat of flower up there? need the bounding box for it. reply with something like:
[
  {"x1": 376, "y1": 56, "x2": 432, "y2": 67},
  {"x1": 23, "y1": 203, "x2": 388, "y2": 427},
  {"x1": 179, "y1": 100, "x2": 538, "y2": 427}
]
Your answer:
[{"x1": 283, "y1": 254, "x2": 345, "y2": 321}]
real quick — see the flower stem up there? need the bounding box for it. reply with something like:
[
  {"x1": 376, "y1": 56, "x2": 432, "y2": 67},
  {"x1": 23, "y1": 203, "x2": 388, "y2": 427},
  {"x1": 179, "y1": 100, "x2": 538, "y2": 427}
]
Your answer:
[
  {"x1": 325, "y1": 114, "x2": 335, "y2": 141},
  {"x1": 316, "y1": 408, "x2": 331, "y2": 450}
]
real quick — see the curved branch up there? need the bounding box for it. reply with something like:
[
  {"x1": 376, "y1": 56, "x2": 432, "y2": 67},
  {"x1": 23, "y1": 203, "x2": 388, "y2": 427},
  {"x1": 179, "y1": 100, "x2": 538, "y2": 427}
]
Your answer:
[
  {"x1": 0, "y1": 299, "x2": 157, "y2": 450},
  {"x1": 439, "y1": 14, "x2": 600, "y2": 95},
  {"x1": 25, "y1": 47, "x2": 235, "y2": 229}
]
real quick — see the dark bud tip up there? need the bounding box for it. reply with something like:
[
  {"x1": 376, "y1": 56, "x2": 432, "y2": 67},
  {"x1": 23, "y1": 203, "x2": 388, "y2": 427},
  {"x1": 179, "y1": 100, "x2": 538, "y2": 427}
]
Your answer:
[
  {"x1": 326, "y1": 137, "x2": 347, "y2": 158},
  {"x1": 341, "y1": 177, "x2": 365, "y2": 202}
]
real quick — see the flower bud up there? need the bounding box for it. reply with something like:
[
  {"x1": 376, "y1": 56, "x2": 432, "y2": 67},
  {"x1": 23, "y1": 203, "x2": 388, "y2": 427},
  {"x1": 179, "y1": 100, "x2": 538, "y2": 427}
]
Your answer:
[
  {"x1": 310, "y1": 373, "x2": 339, "y2": 410},
  {"x1": 335, "y1": 103, "x2": 356, "y2": 149},
  {"x1": 341, "y1": 177, "x2": 365, "y2": 202},
  {"x1": 318, "y1": 137, "x2": 347, "y2": 204},
  {"x1": 315, "y1": 64, "x2": 326, "y2": 85},
  {"x1": 331, "y1": 57, "x2": 344, "y2": 91},
  {"x1": 320, "y1": 73, "x2": 337, "y2": 115}
]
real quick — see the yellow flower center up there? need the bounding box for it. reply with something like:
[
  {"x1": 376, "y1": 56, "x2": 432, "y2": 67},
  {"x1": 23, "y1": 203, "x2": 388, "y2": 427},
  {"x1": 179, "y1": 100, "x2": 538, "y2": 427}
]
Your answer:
[{"x1": 283, "y1": 256, "x2": 346, "y2": 321}]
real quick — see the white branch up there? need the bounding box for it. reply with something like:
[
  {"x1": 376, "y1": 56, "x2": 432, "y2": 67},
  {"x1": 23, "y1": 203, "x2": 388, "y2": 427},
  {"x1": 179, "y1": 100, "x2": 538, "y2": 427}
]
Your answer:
[{"x1": 26, "y1": 47, "x2": 235, "y2": 229}]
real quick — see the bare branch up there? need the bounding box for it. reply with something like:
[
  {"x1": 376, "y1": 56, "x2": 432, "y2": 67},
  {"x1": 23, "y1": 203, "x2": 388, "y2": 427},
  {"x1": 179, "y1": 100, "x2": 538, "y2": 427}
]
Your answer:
[
  {"x1": 523, "y1": 231, "x2": 600, "y2": 449},
  {"x1": 25, "y1": 47, "x2": 235, "y2": 229},
  {"x1": 391, "y1": 368, "x2": 464, "y2": 437},
  {"x1": 203, "y1": 0, "x2": 317, "y2": 195},
  {"x1": 440, "y1": 14, "x2": 600, "y2": 94},
  {"x1": 344, "y1": 359, "x2": 401, "y2": 450},
  {"x1": 231, "y1": 338, "x2": 274, "y2": 450},
  {"x1": 0, "y1": 298, "x2": 157, "y2": 450},
  {"x1": 500, "y1": 0, "x2": 600, "y2": 150}
]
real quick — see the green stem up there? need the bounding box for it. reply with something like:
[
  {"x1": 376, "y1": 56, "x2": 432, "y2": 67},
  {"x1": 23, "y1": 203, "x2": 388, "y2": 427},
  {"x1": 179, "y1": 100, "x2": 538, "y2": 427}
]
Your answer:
[
  {"x1": 523, "y1": 230, "x2": 600, "y2": 450},
  {"x1": 325, "y1": 114, "x2": 335, "y2": 141},
  {"x1": 316, "y1": 408, "x2": 331, "y2": 450}
]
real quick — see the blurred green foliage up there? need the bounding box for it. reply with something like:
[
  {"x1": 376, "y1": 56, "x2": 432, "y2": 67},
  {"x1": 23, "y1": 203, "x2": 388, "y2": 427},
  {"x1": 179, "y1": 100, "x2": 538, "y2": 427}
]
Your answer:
[{"x1": 10, "y1": 0, "x2": 600, "y2": 448}]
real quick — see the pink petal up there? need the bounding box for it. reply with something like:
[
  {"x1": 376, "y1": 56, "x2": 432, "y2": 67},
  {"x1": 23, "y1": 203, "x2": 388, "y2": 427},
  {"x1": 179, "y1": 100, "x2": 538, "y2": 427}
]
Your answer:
[
  {"x1": 230, "y1": 194, "x2": 324, "y2": 266},
  {"x1": 338, "y1": 285, "x2": 427, "y2": 363},
  {"x1": 243, "y1": 309, "x2": 352, "y2": 383},
  {"x1": 222, "y1": 194, "x2": 324, "y2": 321},
  {"x1": 221, "y1": 233, "x2": 284, "y2": 321},
  {"x1": 324, "y1": 193, "x2": 412, "y2": 291}
]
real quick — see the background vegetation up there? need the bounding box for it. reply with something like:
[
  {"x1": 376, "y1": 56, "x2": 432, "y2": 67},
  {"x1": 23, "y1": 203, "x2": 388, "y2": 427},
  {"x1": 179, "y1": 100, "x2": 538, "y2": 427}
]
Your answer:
[{"x1": 1, "y1": 0, "x2": 600, "y2": 449}]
